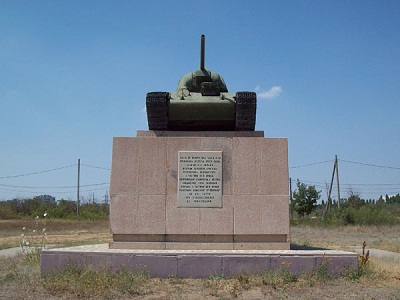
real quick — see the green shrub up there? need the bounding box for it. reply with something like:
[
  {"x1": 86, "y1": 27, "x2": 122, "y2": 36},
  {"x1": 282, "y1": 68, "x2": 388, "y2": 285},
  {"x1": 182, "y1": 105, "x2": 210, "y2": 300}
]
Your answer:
[
  {"x1": 1, "y1": 198, "x2": 109, "y2": 221},
  {"x1": 291, "y1": 203, "x2": 400, "y2": 227}
]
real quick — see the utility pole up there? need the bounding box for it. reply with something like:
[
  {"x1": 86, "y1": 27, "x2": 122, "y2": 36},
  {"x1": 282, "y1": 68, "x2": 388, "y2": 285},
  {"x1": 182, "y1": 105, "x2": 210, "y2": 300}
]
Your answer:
[
  {"x1": 104, "y1": 190, "x2": 109, "y2": 205},
  {"x1": 325, "y1": 158, "x2": 336, "y2": 212},
  {"x1": 335, "y1": 155, "x2": 341, "y2": 209},
  {"x1": 77, "y1": 158, "x2": 80, "y2": 218},
  {"x1": 325, "y1": 155, "x2": 341, "y2": 212}
]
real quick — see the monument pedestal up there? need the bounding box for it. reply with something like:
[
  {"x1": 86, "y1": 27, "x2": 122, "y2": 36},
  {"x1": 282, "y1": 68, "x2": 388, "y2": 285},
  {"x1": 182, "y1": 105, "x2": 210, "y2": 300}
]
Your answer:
[
  {"x1": 41, "y1": 131, "x2": 359, "y2": 278},
  {"x1": 109, "y1": 131, "x2": 290, "y2": 250}
]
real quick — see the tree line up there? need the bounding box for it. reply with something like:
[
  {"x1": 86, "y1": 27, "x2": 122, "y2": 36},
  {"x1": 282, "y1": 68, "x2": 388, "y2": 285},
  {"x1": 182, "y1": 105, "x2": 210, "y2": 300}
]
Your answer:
[{"x1": 0, "y1": 195, "x2": 109, "y2": 220}]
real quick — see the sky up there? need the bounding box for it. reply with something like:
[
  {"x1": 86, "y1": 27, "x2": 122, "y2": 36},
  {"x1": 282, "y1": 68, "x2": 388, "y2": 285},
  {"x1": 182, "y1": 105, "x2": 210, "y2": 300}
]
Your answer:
[{"x1": 1, "y1": 0, "x2": 399, "y2": 202}]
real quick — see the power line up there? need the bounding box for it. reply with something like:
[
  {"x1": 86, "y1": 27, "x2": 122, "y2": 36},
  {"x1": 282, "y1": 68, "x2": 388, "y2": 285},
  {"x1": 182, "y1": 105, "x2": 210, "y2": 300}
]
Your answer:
[
  {"x1": 290, "y1": 160, "x2": 333, "y2": 169},
  {"x1": 0, "y1": 185, "x2": 109, "y2": 195},
  {"x1": 339, "y1": 159, "x2": 400, "y2": 170},
  {"x1": 290, "y1": 157, "x2": 399, "y2": 199},
  {"x1": 291, "y1": 158, "x2": 400, "y2": 170},
  {"x1": 0, "y1": 162, "x2": 110, "y2": 180},
  {"x1": 0, "y1": 164, "x2": 77, "y2": 179},
  {"x1": 340, "y1": 183, "x2": 400, "y2": 186},
  {"x1": 0, "y1": 187, "x2": 74, "y2": 194},
  {"x1": 290, "y1": 178, "x2": 400, "y2": 187},
  {"x1": 290, "y1": 178, "x2": 400, "y2": 196},
  {"x1": 81, "y1": 164, "x2": 110, "y2": 171},
  {"x1": 0, "y1": 183, "x2": 109, "y2": 189}
]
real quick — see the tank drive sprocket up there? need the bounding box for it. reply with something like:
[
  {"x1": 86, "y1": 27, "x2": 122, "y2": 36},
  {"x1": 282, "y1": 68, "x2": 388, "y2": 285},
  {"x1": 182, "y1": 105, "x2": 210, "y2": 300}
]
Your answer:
[
  {"x1": 146, "y1": 92, "x2": 169, "y2": 130},
  {"x1": 235, "y1": 92, "x2": 257, "y2": 131}
]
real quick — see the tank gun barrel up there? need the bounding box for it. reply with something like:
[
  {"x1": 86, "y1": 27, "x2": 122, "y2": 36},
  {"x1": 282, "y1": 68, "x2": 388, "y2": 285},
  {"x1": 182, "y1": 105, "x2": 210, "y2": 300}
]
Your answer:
[{"x1": 200, "y1": 34, "x2": 205, "y2": 70}]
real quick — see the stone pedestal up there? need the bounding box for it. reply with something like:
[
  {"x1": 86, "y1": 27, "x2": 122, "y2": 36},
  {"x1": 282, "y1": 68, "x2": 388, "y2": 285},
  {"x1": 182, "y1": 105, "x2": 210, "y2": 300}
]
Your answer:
[
  {"x1": 41, "y1": 131, "x2": 358, "y2": 278},
  {"x1": 109, "y1": 131, "x2": 290, "y2": 250}
]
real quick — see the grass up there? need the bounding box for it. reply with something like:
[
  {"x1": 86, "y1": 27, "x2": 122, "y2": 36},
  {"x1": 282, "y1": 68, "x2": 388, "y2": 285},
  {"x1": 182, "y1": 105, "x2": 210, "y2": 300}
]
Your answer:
[
  {"x1": 42, "y1": 265, "x2": 152, "y2": 298},
  {"x1": 0, "y1": 242, "x2": 15, "y2": 250},
  {"x1": 290, "y1": 224, "x2": 400, "y2": 253},
  {"x1": 0, "y1": 219, "x2": 109, "y2": 238},
  {"x1": 0, "y1": 219, "x2": 111, "y2": 251},
  {"x1": 1, "y1": 220, "x2": 400, "y2": 299},
  {"x1": 1, "y1": 247, "x2": 399, "y2": 299},
  {"x1": 262, "y1": 265, "x2": 298, "y2": 288}
]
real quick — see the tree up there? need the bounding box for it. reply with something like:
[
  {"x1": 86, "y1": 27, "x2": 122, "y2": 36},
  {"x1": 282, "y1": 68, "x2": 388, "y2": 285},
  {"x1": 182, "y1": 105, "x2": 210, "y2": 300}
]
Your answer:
[
  {"x1": 291, "y1": 180, "x2": 321, "y2": 217},
  {"x1": 346, "y1": 188, "x2": 364, "y2": 209}
]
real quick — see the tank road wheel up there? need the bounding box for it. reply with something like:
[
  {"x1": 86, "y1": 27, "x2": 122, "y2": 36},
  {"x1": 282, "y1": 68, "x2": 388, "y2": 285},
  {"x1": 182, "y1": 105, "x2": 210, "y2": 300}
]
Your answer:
[
  {"x1": 235, "y1": 92, "x2": 257, "y2": 131},
  {"x1": 146, "y1": 92, "x2": 169, "y2": 130}
]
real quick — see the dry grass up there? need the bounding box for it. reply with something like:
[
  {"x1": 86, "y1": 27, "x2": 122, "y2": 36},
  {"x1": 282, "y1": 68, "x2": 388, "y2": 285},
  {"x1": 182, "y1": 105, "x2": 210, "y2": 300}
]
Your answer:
[
  {"x1": 290, "y1": 224, "x2": 400, "y2": 253},
  {"x1": 1, "y1": 254, "x2": 399, "y2": 300},
  {"x1": 372, "y1": 256, "x2": 400, "y2": 279},
  {"x1": 1, "y1": 221, "x2": 400, "y2": 299},
  {"x1": 0, "y1": 219, "x2": 109, "y2": 237},
  {"x1": 0, "y1": 219, "x2": 111, "y2": 249}
]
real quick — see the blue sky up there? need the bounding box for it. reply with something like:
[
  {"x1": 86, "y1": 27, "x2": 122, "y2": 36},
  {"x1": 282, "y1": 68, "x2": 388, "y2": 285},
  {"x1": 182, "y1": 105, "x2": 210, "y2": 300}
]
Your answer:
[{"x1": 1, "y1": 1, "x2": 399, "y2": 202}]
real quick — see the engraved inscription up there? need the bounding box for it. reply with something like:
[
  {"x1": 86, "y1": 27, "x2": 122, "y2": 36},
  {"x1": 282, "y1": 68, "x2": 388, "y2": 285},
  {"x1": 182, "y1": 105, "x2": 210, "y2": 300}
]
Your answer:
[{"x1": 178, "y1": 151, "x2": 222, "y2": 208}]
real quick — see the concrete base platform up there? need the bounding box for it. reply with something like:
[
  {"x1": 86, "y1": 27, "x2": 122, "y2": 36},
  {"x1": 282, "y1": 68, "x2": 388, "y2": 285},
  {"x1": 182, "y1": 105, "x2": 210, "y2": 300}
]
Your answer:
[{"x1": 41, "y1": 244, "x2": 358, "y2": 278}]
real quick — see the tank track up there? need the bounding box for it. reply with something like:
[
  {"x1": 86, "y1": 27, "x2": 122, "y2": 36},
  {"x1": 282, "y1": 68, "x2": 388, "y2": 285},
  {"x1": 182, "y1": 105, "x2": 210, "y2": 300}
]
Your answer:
[
  {"x1": 235, "y1": 92, "x2": 257, "y2": 131},
  {"x1": 146, "y1": 92, "x2": 169, "y2": 130}
]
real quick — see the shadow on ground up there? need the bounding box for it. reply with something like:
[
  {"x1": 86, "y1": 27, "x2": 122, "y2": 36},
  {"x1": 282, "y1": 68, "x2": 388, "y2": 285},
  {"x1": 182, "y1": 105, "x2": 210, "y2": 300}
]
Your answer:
[{"x1": 290, "y1": 243, "x2": 330, "y2": 250}]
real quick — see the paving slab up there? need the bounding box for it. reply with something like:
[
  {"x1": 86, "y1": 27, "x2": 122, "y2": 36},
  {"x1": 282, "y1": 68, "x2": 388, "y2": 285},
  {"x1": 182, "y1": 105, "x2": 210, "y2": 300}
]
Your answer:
[
  {"x1": 41, "y1": 244, "x2": 358, "y2": 278},
  {"x1": 347, "y1": 246, "x2": 400, "y2": 262},
  {"x1": 0, "y1": 247, "x2": 22, "y2": 257}
]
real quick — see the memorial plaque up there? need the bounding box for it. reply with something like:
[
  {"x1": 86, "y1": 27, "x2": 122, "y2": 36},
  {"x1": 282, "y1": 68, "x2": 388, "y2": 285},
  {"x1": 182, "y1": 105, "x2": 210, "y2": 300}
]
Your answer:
[{"x1": 178, "y1": 151, "x2": 223, "y2": 208}]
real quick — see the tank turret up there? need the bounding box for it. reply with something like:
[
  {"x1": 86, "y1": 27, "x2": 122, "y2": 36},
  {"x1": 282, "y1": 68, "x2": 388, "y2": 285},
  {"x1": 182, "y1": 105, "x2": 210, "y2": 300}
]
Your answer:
[
  {"x1": 176, "y1": 35, "x2": 228, "y2": 96},
  {"x1": 146, "y1": 35, "x2": 256, "y2": 131}
]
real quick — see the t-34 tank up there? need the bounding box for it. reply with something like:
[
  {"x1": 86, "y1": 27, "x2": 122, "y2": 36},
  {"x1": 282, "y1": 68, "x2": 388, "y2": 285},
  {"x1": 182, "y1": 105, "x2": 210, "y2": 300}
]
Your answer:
[{"x1": 146, "y1": 35, "x2": 256, "y2": 131}]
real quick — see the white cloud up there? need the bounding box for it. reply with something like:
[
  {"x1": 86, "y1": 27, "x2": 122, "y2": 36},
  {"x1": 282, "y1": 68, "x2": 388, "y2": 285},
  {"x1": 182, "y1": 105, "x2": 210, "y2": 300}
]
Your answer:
[{"x1": 256, "y1": 86, "x2": 283, "y2": 99}]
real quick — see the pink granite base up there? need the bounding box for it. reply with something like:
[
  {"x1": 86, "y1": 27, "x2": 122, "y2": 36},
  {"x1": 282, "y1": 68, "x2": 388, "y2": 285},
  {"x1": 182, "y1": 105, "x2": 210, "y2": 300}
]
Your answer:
[
  {"x1": 110, "y1": 131, "x2": 290, "y2": 250},
  {"x1": 41, "y1": 244, "x2": 359, "y2": 279}
]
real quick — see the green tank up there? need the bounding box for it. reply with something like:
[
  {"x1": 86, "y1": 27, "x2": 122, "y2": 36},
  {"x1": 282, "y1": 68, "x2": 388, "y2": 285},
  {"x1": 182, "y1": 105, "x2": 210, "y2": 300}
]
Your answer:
[{"x1": 146, "y1": 35, "x2": 256, "y2": 131}]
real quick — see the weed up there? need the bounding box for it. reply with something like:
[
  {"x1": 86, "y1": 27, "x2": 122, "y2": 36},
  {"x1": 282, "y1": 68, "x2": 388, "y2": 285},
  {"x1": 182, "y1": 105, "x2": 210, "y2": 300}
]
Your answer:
[
  {"x1": 167, "y1": 274, "x2": 184, "y2": 284},
  {"x1": 279, "y1": 287, "x2": 288, "y2": 299},
  {"x1": 315, "y1": 252, "x2": 334, "y2": 282},
  {"x1": 204, "y1": 275, "x2": 226, "y2": 297},
  {"x1": 205, "y1": 275, "x2": 246, "y2": 298},
  {"x1": 262, "y1": 261, "x2": 297, "y2": 288},
  {"x1": 343, "y1": 241, "x2": 372, "y2": 282},
  {"x1": 0, "y1": 259, "x2": 19, "y2": 284},
  {"x1": 208, "y1": 274, "x2": 226, "y2": 280},
  {"x1": 20, "y1": 212, "x2": 48, "y2": 263},
  {"x1": 236, "y1": 273, "x2": 253, "y2": 289},
  {"x1": 360, "y1": 241, "x2": 370, "y2": 267},
  {"x1": 204, "y1": 273, "x2": 256, "y2": 298},
  {"x1": 42, "y1": 264, "x2": 152, "y2": 297}
]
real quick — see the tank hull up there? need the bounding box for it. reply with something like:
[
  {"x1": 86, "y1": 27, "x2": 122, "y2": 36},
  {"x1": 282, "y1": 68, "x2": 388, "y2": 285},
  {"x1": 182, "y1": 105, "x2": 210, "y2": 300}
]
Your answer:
[
  {"x1": 146, "y1": 91, "x2": 256, "y2": 131},
  {"x1": 168, "y1": 92, "x2": 235, "y2": 130}
]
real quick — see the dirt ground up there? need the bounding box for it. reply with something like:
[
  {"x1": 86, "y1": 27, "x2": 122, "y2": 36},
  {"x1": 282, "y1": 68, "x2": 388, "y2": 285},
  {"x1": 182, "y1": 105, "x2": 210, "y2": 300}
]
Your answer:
[
  {"x1": 1, "y1": 222, "x2": 399, "y2": 299},
  {"x1": 290, "y1": 225, "x2": 400, "y2": 253},
  {"x1": 0, "y1": 219, "x2": 111, "y2": 249}
]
